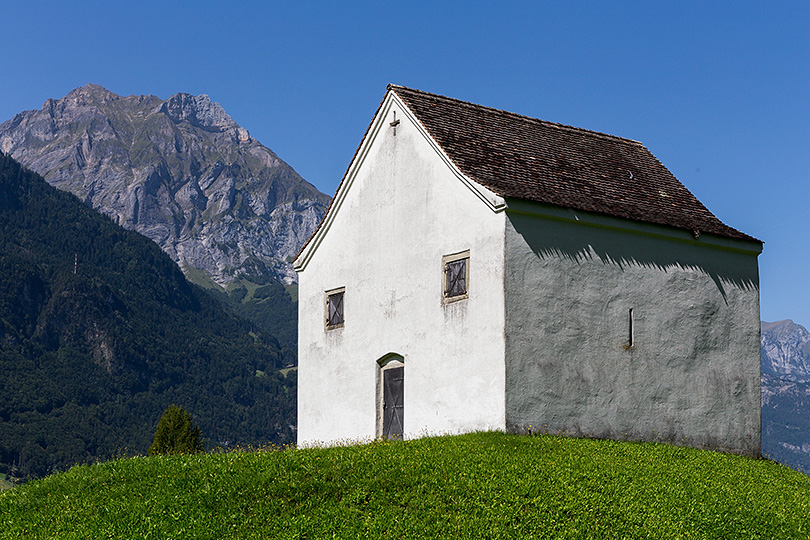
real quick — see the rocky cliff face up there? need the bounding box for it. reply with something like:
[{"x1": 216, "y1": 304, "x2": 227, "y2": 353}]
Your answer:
[
  {"x1": 0, "y1": 84, "x2": 329, "y2": 285},
  {"x1": 761, "y1": 319, "x2": 810, "y2": 380}
]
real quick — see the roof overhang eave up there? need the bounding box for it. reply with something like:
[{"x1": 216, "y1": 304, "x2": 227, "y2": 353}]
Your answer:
[{"x1": 502, "y1": 197, "x2": 764, "y2": 256}]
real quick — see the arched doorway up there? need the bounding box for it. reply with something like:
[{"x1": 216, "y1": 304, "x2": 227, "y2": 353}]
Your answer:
[{"x1": 377, "y1": 354, "x2": 404, "y2": 440}]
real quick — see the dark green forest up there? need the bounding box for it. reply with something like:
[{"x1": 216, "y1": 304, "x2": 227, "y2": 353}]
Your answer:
[
  {"x1": 207, "y1": 277, "x2": 298, "y2": 354},
  {"x1": 0, "y1": 153, "x2": 296, "y2": 481}
]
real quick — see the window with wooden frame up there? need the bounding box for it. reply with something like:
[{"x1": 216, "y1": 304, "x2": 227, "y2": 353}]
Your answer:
[
  {"x1": 442, "y1": 250, "x2": 469, "y2": 303},
  {"x1": 325, "y1": 287, "x2": 345, "y2": 329}
]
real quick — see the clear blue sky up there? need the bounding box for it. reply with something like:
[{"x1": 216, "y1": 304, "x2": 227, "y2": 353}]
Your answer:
[{"x1": 3, "y1": 1, "x2": 808, "y2": 327}]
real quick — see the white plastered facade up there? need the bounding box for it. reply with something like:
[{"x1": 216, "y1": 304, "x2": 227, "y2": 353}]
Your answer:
[{"x1": 295, "y1": 93, "x2": 507, "y2": 446}]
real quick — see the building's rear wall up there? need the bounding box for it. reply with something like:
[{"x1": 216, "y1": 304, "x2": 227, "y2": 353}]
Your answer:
[{"x1": 504, "y1": 208, "x2": 762, "y2": 456}]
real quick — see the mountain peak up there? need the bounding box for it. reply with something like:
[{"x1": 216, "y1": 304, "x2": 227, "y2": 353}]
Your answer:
[
  {"x1": 159, "y1": 92, "x2": 238, "y2": 132},
  {"x1": 78, "y1": 82, "x2": 114, "y2": 93},
  {"x1": 763, "y1": 319, "x2": 794, "y2": 330},
  {"x1": 761, "y1": 319, "x2": 810, "y2": 379},
  {"x1": 61, "y1": 83, "x2": 119, "y2": 105},
  {"x1": 0, "y1": 85, "x2": 329, "y2": 286},
  {"x1": 762, "y1": 319, "x2": 808, "y2": 335}
]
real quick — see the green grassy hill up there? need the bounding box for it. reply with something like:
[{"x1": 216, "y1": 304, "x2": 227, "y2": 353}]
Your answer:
[{"x1": 1, "y1": 432, "x2": 809, "y2": 538}]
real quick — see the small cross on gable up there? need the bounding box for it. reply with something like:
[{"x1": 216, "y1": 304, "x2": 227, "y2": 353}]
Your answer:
[{"x1": 389, "y1": 111, "x2": 401, "y2": 136}]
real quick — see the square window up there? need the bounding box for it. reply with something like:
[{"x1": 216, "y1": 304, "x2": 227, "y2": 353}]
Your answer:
[
  {"x1": 442, "y1": 250, "x2": 469, "y2": 302},
  {"x1": 325, "y1": 288, "x2": 344, "y2": 329}
]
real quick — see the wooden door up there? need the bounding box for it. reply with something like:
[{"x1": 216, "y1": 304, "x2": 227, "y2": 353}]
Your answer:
[{"x1": 382, "y1": 366, "x2": 404, "y2": 439}]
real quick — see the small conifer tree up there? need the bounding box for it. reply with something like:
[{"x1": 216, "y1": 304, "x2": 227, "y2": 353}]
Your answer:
[{"x1": 148, "y1": 405, "x2": 204, "y2": 456}]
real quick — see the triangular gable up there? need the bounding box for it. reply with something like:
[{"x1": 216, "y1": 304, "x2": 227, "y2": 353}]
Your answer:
[{"x1": 294, "y1": 87, "x2": 504, "y2": 273}]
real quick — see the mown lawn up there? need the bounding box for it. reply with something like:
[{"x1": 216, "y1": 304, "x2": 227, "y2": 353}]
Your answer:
[{"x1": 1, "y1": 432, "x2": 808, "y2": 538}]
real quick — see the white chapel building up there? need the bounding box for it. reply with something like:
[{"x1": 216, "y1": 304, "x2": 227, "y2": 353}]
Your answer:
[{"x1": 294, "y1": 85, "x2": 762, "y2": 456}]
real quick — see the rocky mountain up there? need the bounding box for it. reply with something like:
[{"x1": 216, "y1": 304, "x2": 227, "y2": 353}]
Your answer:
[
  {"x1": 761, "y1": 319, "x2": 810, "y2": 380},
  {"x1": 760, "y1": 319, "x2": 810, "y2": 473},
  {"x1": 0, "y1": 84, "x2": 329, "y2": 286}
]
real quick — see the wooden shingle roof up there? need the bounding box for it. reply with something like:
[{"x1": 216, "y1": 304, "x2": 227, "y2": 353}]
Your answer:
[{"x1": 390, "y1": 84, "x2": 755, "y2": 241}]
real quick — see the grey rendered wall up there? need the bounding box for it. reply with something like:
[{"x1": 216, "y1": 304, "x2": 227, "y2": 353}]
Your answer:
[{"x1": 503, "y1": 206, "x2": 762, "y2": 456}]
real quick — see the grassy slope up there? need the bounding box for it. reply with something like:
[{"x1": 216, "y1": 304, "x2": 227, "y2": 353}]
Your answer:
[{"x1": 1, "y1": 432, "x2": 809, "y2": 539}]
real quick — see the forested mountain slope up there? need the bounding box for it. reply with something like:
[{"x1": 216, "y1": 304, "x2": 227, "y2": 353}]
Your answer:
[{"x1": 0, "y1": 153, "x2": 295, "y2": 480}]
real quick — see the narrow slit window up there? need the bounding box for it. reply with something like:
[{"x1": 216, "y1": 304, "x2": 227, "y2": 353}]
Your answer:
[
  {"x1": 325, "y1": 289, "x2": 345, "y2": 329},
  {"x1": 628, "y1": 308, "x2": 634, "y2": 347},
  {"x1": 442, "y1": 250, "x2": 470, "y2": 303}
]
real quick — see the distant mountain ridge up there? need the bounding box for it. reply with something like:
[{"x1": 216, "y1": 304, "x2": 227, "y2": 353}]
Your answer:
[
  {"x1": 0, "y1": 84, "x2": 329, "y2": 285},
  {"x1": 760, "y1": 319, "x2": 810, "y2": 472}
]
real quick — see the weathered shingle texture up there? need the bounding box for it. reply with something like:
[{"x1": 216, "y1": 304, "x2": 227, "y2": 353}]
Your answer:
[{"x1": 390, "y1": 84, "x2": 754, "y2": 241}]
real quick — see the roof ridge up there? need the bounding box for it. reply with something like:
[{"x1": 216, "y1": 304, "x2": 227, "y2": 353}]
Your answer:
[{"x1": 387, "y1": 84, "x2": 643, "y2": 146}]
